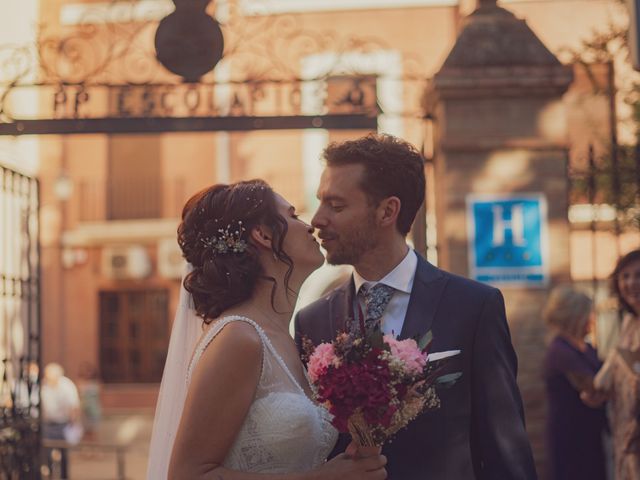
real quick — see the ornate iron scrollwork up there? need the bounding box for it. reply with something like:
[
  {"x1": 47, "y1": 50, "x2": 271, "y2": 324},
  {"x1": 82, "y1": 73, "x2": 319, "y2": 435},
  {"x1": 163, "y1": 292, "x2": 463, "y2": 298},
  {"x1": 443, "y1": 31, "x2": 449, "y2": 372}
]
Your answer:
[{"x1": 0, "y1": 0, "x2": 428, "y2": 133}]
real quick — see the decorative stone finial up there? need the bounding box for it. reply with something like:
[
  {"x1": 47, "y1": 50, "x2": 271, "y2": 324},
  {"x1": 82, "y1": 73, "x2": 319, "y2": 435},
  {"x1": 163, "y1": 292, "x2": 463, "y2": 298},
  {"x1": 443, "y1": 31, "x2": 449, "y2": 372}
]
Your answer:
[
  {"x1": 442, "y1": 3, "x2": 561, "y2": 69},
  {"x1": 427, "y1": 1, "x2": 573, "y2": 101}
]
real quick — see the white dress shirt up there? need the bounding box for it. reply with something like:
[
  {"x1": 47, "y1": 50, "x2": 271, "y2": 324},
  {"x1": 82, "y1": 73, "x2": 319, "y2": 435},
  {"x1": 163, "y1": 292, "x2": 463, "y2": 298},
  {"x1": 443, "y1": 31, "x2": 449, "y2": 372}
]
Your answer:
[
  {"x1": 353, "y1": 248, "x2": 418, "y2": 337},
  {"x1": 41, "y1": 376, "x2": 80, "y2": 423}
]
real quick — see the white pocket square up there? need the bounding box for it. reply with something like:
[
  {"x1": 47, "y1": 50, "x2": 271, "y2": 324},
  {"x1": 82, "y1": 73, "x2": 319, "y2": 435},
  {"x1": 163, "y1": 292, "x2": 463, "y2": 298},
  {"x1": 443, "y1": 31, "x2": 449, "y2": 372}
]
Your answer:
[{"x1": 427, "y1": 350, "x2": 461, "y2": 362}]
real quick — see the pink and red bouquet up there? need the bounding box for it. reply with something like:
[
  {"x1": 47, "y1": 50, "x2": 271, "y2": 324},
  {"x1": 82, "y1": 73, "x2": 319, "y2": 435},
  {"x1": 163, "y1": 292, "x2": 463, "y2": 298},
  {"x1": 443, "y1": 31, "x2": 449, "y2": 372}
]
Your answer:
[{"x1": 303, "y1": 330, "x2": 461, "y2": 447}]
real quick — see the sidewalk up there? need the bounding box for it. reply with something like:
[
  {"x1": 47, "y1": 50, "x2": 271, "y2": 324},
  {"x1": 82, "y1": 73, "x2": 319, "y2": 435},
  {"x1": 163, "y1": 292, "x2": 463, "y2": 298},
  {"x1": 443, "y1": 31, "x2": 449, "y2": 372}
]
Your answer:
[{"x1": 65, "y1": 410, "x2": 154, "y2": 480}]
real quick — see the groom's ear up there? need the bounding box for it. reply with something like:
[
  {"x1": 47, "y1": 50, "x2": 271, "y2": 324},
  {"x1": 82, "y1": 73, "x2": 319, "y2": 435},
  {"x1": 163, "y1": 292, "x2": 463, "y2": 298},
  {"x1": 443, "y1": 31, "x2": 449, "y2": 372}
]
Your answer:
[
  {"x1": 378, "y1": 196, "x2": 401, "y2": 228},
  {"x1": 250, "y1": 225, "x2": 273, "y2": 249}
]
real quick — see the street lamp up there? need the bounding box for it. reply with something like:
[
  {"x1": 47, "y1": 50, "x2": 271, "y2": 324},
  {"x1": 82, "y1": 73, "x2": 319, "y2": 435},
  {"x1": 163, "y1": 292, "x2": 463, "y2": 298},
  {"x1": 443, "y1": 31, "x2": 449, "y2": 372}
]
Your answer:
[
  {"x1": 53, "y1": 171, "x2": 73, "y2": 202},
  {"x1": 53, "y1": 170, "x2": 73, "y2": 368}
]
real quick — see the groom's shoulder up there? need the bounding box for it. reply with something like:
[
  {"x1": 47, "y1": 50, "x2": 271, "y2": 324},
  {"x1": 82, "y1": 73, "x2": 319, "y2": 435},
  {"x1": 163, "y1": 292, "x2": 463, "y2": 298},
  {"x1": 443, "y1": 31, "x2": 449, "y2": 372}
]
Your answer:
[
  {"x1": 418, "y1": 256, "x2": 498, "y2": 299},
  {"x1": 297, "y1": 281, "x2": 348, "y2": 321},
  {"x1": 443, "y1": 269, "x2": 497, "y2": 295},
  {"x1": 297, "y1": 295, "x2": 329, "y2": 321}
]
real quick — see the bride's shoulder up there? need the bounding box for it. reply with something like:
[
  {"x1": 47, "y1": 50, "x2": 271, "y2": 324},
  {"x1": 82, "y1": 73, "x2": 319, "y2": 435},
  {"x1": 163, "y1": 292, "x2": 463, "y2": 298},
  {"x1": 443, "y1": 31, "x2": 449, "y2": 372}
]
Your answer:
[
  {"x1": 206, "y1": 318, "x2": 263, "y2": 351},
  {"x1": 194, "y1": 318, "x2": 263, "y2": 370}
]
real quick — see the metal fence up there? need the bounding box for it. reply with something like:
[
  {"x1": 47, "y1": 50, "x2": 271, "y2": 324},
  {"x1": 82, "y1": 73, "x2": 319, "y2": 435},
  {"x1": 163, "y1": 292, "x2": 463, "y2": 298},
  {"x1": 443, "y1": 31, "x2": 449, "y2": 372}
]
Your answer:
[
  {"x1": 568, "y1": 144, "x2": 640, "y2": 288},
  {"x1": 0, "y1": 164, "x2": 41, "y2": 479},
  {"x1": 567, "y1": 143, "x2": 640, "y2": 354}
]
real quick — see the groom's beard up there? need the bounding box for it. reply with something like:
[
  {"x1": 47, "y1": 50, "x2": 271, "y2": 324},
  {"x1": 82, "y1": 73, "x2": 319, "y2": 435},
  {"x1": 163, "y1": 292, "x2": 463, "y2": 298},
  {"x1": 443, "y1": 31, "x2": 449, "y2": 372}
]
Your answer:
[{"x1": 325, "y1": 213, "x2": 378, "y2": 266}]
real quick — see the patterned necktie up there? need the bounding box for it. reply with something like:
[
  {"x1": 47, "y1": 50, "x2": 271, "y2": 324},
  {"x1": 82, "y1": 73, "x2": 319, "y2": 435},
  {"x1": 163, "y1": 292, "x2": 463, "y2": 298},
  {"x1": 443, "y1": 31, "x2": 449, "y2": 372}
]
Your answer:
[{"x1": 360, "y1": 283, "x2": 395, "y2": 332}]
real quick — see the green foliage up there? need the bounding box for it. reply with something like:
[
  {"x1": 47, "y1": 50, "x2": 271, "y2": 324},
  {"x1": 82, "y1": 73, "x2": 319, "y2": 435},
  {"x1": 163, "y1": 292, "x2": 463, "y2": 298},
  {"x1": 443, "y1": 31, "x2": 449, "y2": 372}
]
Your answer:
[
  {"x1": 562, "y1": 2, "x2": 640, "y2": 224},
  {"x1": 418, "y1": 330, "x2": 433, "y2": 352},
  {"x1": 367, "y1": 328, "x2": 386, "y2": 351},
  {"x1": 435, "y1": 372, "x2": 463, "y2": 388},
  {"x1": 569, "y1": 146, "x2": 639, "y2": 209}
]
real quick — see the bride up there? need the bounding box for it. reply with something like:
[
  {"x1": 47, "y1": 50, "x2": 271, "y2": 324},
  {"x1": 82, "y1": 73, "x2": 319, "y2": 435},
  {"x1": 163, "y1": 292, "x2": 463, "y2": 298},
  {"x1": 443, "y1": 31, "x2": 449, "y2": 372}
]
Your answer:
[{"x1": 147, "y1": 180, "x2": 387, "y2": 479}]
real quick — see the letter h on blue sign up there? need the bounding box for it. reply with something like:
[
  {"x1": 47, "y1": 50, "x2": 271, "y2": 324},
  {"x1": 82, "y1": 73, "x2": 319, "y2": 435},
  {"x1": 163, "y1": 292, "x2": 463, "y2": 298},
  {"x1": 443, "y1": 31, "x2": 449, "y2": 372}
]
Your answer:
[{"x1": 473, "y1": 199, "x2": 543, "y2": 269}]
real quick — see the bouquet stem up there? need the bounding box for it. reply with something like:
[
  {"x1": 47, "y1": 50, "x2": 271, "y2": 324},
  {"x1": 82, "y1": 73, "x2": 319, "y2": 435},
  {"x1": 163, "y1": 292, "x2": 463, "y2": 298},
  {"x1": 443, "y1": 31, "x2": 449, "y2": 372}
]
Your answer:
[
  {"x1": 347, "y1": 411, "x2": 379, "y2": 449},
  {"x1": 352, "y1": 445, "x2": 382, "y2": 458}
]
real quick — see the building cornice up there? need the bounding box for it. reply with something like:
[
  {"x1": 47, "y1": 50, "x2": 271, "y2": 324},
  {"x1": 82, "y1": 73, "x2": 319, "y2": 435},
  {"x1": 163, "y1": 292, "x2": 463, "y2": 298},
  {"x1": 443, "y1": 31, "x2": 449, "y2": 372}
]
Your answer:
[{"x1": 62, "y1": 218, "x2": 179, "y2": 247}]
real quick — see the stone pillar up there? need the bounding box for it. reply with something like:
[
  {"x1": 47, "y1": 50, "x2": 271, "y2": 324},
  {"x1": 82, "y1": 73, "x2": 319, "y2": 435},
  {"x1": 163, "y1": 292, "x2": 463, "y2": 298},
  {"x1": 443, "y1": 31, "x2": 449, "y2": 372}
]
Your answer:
[{"x1": 424, "y1": 1, "x2": 573, "y2": 477}]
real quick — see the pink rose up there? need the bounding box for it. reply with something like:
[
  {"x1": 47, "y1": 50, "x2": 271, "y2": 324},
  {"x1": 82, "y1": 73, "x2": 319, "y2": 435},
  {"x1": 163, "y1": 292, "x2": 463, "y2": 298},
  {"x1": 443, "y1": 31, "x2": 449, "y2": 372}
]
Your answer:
[
  {"x1": 308, "y1": 343, "x2": 339, "y2": 382},
  {"x1": 384, "y1": 336, "x2": 427, "y2": 376}
]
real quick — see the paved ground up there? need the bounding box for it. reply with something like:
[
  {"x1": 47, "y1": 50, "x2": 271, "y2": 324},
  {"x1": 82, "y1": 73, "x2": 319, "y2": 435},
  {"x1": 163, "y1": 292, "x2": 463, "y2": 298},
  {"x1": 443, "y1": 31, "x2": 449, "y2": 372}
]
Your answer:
[
  {"x1": 58, "y1": 406, "x2": 614, "y2": 480},
  {"x1": 63, "y1": 410, "x2": 154, "y2": 480}
]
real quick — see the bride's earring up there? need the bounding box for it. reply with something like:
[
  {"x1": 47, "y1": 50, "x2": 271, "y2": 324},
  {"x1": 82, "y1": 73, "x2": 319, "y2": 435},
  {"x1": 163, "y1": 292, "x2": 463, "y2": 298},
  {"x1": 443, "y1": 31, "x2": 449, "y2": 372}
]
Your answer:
[{"x1": 272, "y1": 252, "x2": 278, "y2": 261}]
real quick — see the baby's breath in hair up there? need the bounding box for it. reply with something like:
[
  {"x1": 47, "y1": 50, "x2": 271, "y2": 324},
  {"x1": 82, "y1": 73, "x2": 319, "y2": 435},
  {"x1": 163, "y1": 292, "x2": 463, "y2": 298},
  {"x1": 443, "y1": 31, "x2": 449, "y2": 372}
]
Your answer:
[
  {"x1": 200, "y1": 221, "x2": 247, "y2": 255},
  {"x1": 178, "y1": 179, "x2": 296, "y2": 324}
]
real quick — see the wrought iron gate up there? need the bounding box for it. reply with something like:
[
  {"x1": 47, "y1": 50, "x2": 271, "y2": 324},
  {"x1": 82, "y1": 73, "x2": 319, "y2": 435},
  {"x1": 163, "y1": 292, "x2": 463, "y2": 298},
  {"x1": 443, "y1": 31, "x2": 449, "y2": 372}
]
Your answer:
[
  {"x1": 568, "y1": 144, "x2": 640, "y2": 292},
  {"x1": 0, "y1": 164, "x2": 41, "y2": 479}
]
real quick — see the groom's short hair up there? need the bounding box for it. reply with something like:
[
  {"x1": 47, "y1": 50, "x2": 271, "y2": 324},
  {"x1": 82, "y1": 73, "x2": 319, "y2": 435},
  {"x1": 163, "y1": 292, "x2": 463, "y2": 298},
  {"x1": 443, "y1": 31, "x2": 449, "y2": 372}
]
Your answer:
[{"x1": 322, "y1": 133, "x2": 425, "y2": 236}]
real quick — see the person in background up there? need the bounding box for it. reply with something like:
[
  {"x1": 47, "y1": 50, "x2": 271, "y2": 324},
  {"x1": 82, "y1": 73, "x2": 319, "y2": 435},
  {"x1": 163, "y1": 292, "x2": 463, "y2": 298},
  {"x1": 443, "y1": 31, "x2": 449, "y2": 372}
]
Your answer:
[
  {"x1": 593, "y1": 248, "x2": 640, "y2": 479},
  {"x1": 543, "y1": 285, "x2": 607, "y2": 480},
  {"x1": 41, "y1": 362, "x2": 81, "y2": 479},
  {"x1": 78, "y1": 362, "x2": 102, "y2": 441}
]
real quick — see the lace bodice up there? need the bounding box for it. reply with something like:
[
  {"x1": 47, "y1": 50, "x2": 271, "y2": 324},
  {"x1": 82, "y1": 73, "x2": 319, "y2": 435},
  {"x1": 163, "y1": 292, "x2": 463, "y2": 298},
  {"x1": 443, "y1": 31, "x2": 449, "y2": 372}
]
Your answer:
[{"x1": 187, "y1": 316, "x2": 338, "y2": 473}]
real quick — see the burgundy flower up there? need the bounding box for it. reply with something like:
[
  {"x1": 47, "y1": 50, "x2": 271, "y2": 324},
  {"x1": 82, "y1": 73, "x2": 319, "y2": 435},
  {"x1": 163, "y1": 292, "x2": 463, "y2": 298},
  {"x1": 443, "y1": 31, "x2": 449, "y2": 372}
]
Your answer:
[{"x1": 315, "y1": 350, "x2": 396, "y2": 432}]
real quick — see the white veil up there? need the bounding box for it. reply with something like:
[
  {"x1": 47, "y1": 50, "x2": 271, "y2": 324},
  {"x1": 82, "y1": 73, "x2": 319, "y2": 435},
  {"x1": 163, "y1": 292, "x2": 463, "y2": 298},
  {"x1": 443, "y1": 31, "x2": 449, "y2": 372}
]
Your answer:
[{"x1": 147, "y1": 263, "x2": 202, "y2": 479}]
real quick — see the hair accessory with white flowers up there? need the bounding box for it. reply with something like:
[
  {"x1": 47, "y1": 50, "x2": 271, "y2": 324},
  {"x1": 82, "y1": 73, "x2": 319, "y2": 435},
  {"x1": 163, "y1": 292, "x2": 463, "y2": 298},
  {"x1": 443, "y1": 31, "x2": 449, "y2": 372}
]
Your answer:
[{"x1": 200, "y1": 221, "x2": 248, "y2": 255}]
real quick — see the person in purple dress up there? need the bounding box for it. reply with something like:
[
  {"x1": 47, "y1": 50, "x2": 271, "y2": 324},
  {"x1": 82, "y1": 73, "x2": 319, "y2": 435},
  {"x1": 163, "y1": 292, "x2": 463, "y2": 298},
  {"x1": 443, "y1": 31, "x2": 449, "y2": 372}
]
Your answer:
[{"x1": 543, "y1": 285, "x2": 608, "y2": 480}]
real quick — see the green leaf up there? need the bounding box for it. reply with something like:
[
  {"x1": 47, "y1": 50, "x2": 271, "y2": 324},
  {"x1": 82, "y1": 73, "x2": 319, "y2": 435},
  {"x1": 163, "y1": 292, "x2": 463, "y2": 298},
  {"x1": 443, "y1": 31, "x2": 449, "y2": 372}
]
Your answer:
[
  {"x1": 368, "y1": 329, "x2": 385, "y2": 349},
  {"x1": 418, "y1": 330, "x2": 433, "y2": 351},
  {"x1": 435, "y1": 372, "x2": 462, "y2": 388}
]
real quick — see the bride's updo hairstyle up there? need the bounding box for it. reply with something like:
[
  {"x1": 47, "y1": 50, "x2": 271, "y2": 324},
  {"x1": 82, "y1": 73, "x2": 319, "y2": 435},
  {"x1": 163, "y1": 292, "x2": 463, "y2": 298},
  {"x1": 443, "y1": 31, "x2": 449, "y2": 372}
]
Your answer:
[{"x1": 178, "y1": 180, "x2": 293, "y2": 323}]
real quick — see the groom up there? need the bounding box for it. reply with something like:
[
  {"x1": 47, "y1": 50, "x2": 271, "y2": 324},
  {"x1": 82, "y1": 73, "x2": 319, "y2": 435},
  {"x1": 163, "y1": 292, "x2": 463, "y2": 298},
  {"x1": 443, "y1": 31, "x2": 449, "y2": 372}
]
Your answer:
[{"x1": 295, "y1": 134, "x2": 537, "y2": 479}]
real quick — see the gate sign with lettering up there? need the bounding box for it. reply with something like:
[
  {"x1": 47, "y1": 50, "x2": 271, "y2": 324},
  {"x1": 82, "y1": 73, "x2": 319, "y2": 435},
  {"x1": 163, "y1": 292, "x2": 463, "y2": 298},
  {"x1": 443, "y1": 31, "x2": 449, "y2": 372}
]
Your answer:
[{"x1": 466, "y1": 194, "x2": 549, "y2": 287}]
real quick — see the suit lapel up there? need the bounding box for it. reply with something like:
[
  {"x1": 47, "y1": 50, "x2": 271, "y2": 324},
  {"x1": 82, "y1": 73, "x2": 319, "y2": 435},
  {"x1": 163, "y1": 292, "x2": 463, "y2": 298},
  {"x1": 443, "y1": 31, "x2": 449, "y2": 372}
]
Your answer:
[
  {"x1": 399, "y1": 255, "x2": 448, "y2": 341},
  {"x1": 329, "y1": 278, "x2": 356, "y2": 334}
]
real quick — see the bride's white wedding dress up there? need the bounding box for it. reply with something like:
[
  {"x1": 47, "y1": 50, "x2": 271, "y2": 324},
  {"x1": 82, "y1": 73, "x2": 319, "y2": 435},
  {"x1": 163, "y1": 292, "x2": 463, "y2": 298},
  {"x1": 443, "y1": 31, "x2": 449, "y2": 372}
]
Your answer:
[
  {"x1": 147, "y1": 264, "x2": 337, "y2": 479},
  {"x1": 186, "y1": 315, "x2": 338, "y2": 473}
]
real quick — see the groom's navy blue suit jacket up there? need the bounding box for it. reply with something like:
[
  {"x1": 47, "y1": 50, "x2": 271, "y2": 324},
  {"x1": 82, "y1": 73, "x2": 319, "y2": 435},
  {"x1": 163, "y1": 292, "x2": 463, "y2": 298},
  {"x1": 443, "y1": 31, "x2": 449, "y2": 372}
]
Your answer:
[{"x1": 294, "y1": 254, "x2": 537, "y2": 480}]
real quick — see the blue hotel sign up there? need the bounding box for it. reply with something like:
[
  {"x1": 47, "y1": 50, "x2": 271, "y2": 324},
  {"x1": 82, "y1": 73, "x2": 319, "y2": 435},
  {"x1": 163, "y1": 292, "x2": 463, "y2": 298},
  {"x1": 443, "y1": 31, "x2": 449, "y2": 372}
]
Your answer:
[{"x1": 466, "y1": 194, "x2": 549, "y2": 287}]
